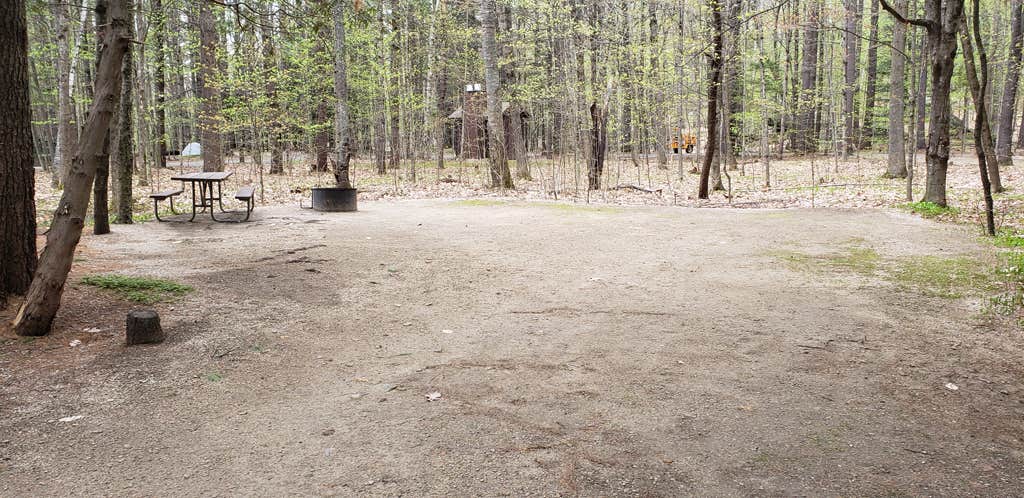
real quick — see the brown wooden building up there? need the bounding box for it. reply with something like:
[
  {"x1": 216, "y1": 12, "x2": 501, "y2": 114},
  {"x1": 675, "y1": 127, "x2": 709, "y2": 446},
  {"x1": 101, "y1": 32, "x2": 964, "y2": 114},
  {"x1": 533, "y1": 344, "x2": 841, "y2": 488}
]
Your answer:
[{"x1": 448, "y1": 85, "x2": 528, "y2": 159}]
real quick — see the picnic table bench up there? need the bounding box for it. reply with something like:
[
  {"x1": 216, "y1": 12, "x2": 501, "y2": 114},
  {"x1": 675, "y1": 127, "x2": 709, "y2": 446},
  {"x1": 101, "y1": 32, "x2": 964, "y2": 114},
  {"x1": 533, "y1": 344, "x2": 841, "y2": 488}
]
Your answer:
[
  {"x1": 235, "y1": 185, "x2": 256, "y2": 221},
  {"x1": 152, "y1": 171, "x2": 256, "y2": 223},
  {"x1": 149, "y1": 189, "x2": 183, "y2": 221}
]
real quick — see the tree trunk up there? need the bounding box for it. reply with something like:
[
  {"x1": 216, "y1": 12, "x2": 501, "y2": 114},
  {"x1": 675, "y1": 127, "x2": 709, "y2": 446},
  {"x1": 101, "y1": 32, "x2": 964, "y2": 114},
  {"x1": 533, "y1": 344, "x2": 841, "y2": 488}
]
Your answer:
[
  {"x1": 479, "y1": 0, "x2": 512, "y2": 188},
  {"x1": 14, "y1": 0, "x2": 130, "y2": 336},
  {"x1": 0, "y1": 0, "x2": 37, "y2": 304},
  {"x1": 113, "y1": 0, "x2": 135, "y2": 224},
  {"x1": 332, "y1": 0, "x2": 352, "y2": 188},
  {"x1": 796, "y1": 0, "x2": 820, "y2": 152},
  {"x1": 52, "y1": 0, "x2": 75, "y2": 189},
  {"x1": 996, "y1": 0, "x2": 1023, "y2": 165},
  {"x1": 153, "y1": 0, "x2": 167, "y2": 170},
  {"x1": 960, "y1": 10, "x2": 1000, "y2": 194},
  {"x1": 842, "y1": 0, "x2": 863, "y2": 157},
  {"x1": 197, "y1": 1, "x2": 222, "y2": 172},
  {"x1": 915, "y1": 34, "x2": 928, "y2": 150},
  {"x1": 699, "y1": 0, "x2": 724, "y2": 199},
  {"x1": 961, "y1": 0, "x2": 995, "y2": 234},
  {"x1": 262, "y1": 10, "x2": 282, "y2": 174},
  {"x1": 861, "y1": 0, "x2": 880, "y2": 148},
  {"x1": 886, "y1": 0, "x2": 908, "y2": 178},
  {"x1": 927, "y1": 1, "x2": 963, "y2": 206},
  {"x1": 92, "y1": 1, "x2": 113, "y2": 235}
]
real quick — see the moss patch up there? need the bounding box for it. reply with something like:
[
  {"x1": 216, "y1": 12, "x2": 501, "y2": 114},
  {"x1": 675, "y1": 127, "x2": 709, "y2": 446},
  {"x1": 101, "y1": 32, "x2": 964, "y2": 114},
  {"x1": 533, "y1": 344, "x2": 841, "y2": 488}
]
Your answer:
[
  {"x1": 901, "y1": 201, "x2": 960, "y2": 219},
  {"x1": 893, "y1": 256, "x2": 995, "y2": 298},
  {"x1": 770, "y1": 245, "x2": 880, "y2": 277},
  {"x1": 770, "y1": 245, "x2": 995, "y2": 300},
  {"x1": 81, "y1": 274, "x2": 193, "y2": 304}
]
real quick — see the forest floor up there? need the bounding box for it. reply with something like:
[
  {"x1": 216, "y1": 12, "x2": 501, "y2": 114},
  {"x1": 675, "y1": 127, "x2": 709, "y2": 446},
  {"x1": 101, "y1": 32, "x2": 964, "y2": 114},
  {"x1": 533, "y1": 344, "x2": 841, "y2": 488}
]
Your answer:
[
  {"x1": 31, "y1": 149, "x2": 1024, "y2": 233},
  {"x1": 2, "y1": 196, "x2": 1024, "y2": 495}
]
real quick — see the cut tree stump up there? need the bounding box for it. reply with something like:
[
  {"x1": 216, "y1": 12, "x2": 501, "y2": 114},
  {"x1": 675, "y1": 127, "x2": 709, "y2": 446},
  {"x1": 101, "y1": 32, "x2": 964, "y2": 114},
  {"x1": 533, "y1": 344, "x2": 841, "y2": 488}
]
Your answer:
[{"x1": 126, "y1": 309, "x2": 164, "y2": 345}]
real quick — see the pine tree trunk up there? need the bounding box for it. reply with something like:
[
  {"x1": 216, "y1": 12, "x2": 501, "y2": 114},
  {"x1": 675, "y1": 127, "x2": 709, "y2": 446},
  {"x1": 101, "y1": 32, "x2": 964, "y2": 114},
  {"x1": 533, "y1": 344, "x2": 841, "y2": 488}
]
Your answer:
[
  {"x1": 93, "y1": 1, "x2": 113, "y2": 235},
  {"x1": 14, "y1": 0, "x2": 130, "y2": 336},
  {"x1": 797, "y1": 1, "x2": 820, "y2": 152},
  {"x1": 0, "y1": 0, "x2": 37, "y2": 303},
  {"x1": 996, "y1": 0, "x2": 1023, "y2": 165},
  {"x1": 197, "y1": 1, "x2": 222, "y2": 172},
  {"x1": 114, "y1": 0, "x2": 135, "y2": 224}
]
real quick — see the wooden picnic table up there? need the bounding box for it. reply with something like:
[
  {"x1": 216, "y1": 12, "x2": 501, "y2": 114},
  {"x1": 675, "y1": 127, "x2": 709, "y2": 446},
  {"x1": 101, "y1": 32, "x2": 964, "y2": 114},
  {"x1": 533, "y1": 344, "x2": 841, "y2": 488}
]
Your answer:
[{"x1": 170, "y1": 171, "x2": 234, "y2": 222}]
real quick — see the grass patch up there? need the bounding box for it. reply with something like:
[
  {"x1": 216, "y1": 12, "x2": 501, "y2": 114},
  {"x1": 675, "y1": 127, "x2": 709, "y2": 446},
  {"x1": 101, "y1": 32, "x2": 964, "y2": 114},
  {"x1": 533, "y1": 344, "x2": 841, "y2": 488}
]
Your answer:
[
  {"x1": 204, "y1": 373, "x2": 223, "y2": 382},
  {"x1": 771, "y1": 246, "x2": 999, "y2": 301},
  {"x1": 901, "y1": 201, "x2": 960, "y2": 219},
  {"x1": 80, "y1": 274, "x2": 193, "y2": 304},
  {"x1": 892, "y1": 256, "x2": 994, "y2": 299},
  {"x1": 994, "y1": 229, "x2": 1024, "y2": 248},
  {"x1": 770, "y1": 245, "x2": 880, "y2": 276}
]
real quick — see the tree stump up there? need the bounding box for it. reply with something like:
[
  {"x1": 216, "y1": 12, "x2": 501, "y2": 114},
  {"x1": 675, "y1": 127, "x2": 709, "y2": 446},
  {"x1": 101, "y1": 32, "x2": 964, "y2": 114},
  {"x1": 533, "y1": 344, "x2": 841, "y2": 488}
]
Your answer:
[{"x1": 126, "y1": 309, "x2": 164, "y2": 345}]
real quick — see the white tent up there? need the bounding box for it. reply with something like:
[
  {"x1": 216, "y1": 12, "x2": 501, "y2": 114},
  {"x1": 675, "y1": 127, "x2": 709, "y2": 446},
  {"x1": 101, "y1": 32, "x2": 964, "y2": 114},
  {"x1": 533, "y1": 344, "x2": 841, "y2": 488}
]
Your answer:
[{"x1": 181, "y1": 142, "x2": 201, "y2": 156}]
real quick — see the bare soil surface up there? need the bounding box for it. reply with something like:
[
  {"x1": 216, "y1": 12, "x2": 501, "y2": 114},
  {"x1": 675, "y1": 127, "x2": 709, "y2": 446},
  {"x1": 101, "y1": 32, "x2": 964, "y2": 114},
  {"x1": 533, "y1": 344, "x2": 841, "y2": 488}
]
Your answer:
[{"x1": 2, "y1": 200, "x2": 1023, "y2": 496}]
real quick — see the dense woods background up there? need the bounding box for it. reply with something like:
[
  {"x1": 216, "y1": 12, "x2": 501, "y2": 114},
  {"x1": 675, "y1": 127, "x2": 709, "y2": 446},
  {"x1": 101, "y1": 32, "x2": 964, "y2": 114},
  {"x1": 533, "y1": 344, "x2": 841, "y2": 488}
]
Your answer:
[{"x1": 18, "y1": 0, "x2": 1023, "y2": 194}]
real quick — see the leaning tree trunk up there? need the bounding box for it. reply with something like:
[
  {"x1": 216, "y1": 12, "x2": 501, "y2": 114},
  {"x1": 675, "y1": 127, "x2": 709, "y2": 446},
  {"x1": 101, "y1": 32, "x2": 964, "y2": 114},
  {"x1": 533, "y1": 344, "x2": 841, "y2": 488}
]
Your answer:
[
  {"x1": 961, "y1": 0, "x2": 995, "y2": 234},
  {"x1": 995, "y1": 0, "x2": 1023, "y2": 165},
  {"x1": 960, "y1": 11, "x2": 1000, "y2": 195},
  {"x1": 331, "y1": 0, "x2": 352, "y2": 188},
  {"x1": 0, "y1": 0, "x2": 37, "y2": 304},
  {"x1": 479, "y1": 0, "x2": 512, "y2": 189},
  {"x1": 197, "y1": 1, "x2": 222, "y2": 172},
  {"x1": 886, "y1": 0, "x2": 908, "y2": 178},
  {"x1": 14, "y1": 0, "x2": 130, "y2": 337},
  {"x1": 699, "y1": 0, "x2": 724, "y2": 199}
]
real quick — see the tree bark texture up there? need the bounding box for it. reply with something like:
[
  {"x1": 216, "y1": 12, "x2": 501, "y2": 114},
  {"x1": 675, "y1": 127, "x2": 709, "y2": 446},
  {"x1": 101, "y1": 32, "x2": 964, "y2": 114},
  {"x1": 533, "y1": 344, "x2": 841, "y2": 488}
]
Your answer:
[
  {"x1": 699, "y1": 0, "x2": 724, "y2": 199},
  {"x1": 332, "y1": 0, "x2": 352, "y2": 188},
  {"x1": 197, "y1": 1, "x2": 223, "y2": 172},
  {"x1": 861, "y1": 0, "x2": 881, "y2": 147},
  {"x1": 480, "y1": 0, "x2": 513, "y2": 188},
  {"x1": 114, "y1": 0, "x2": 135, "y2": 224},
  {"x1": 996, "y1": 0, "x2": 1023, "y2": 164},
  {"x1": 0, "y1": 0, "x2": 37, "y2": 302},
  {"x1": 886, "y1": 0, "x2": 908, "y2": 178}
]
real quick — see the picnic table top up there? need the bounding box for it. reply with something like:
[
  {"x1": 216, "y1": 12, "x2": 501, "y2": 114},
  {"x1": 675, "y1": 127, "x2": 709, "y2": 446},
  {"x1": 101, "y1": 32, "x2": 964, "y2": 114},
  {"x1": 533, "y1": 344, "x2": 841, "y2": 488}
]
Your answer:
[{"x1": 171, "y1": 171, "x2": 233, "y2": 182}]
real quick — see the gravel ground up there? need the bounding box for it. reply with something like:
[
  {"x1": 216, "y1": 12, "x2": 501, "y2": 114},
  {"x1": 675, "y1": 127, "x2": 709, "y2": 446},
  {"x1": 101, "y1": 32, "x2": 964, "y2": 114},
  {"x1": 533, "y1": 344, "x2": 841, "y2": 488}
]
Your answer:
[{"x1": 1, "y1": 199, "x2": 1022, "y2": 496}]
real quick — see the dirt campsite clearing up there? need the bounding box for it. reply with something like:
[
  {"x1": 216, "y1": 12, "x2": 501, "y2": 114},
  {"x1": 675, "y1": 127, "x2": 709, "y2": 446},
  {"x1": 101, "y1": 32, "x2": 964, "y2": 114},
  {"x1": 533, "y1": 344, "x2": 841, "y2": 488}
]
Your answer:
[{"x1": 2, "y1": 199, "x2": 1023, "y2": 496}]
